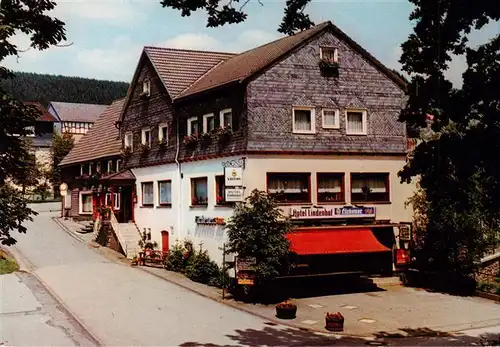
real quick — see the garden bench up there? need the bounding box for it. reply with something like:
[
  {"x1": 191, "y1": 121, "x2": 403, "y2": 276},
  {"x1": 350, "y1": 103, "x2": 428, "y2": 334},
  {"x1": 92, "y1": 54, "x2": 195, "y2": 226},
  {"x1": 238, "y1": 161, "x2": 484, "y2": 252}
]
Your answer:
[{"x1": 139, "y1": 249, "x2": 168, "y2": 266}]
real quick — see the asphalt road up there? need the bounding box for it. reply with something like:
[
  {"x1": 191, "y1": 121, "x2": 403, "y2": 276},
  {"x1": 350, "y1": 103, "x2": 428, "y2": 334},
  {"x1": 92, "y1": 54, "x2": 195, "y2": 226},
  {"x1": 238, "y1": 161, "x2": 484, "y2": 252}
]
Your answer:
[{"x1": 6, "y1": 206, "x2": 500, "y2": 346}]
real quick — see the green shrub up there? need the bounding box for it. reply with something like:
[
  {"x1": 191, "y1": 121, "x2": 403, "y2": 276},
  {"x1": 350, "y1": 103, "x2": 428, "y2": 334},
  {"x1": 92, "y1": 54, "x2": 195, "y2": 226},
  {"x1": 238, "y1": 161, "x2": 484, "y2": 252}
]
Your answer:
[
  {"x1": 185, "y1": 250, "x2": 220, "y2": 285},
  {"x1": 164, "y1": 242, "x2": 186, "y2": 272}
]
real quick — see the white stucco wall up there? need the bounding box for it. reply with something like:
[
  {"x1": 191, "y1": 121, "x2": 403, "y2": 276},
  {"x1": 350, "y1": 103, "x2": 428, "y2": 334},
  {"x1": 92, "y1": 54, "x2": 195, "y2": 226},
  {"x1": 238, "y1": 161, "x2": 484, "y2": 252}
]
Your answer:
[{"x1": 131, "y1": 154, "x2": 416, "y2": 265}]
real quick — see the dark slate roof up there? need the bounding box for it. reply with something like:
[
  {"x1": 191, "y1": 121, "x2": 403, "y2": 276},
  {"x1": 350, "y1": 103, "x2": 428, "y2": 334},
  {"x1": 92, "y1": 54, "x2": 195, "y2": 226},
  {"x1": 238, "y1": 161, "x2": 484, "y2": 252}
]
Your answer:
[
  {"x1": 59, "y1": 99, "x2": 124, "y2": 167},
  {"x1": 49, "y1": 102, "x2": 109, "y2": 123},
  {"x1": 175, "y1": 21, "x2": 406, "y2": 99},
  {"x1": 24, "y1": 102, "x2": 57, "y2": 122},
  {"x1": 145, "y1": 47, "x2": 236, "y2": 99}
]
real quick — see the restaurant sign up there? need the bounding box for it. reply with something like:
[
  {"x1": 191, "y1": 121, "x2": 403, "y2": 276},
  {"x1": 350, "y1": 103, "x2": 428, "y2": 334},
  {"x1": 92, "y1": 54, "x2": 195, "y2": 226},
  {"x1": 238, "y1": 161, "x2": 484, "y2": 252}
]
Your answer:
[{"x1": 290, "y1": 206, "x2": 376, "y2": 219}]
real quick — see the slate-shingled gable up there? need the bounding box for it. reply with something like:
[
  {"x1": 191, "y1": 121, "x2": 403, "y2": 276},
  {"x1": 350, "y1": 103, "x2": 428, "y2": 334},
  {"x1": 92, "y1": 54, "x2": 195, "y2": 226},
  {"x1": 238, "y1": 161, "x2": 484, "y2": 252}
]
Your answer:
[{"x1": 59, "y1": 98, "x2": 125, "y2": 167}]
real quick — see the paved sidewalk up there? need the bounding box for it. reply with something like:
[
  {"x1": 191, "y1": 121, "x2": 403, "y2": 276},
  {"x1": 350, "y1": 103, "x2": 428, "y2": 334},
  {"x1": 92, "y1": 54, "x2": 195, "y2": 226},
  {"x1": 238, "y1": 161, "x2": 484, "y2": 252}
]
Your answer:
[
  {"x1": 54, "y1": 216, "x2": 500, "y2": 340},
  {"x1": 0, "y1": 271, "x2": 97, "y2": 346}
]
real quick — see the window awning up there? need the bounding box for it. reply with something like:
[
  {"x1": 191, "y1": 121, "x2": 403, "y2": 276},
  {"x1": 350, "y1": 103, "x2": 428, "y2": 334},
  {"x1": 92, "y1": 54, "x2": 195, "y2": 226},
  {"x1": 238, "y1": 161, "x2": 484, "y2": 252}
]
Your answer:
[{"x1": 287, "y1": 227, "x2": 391, "y2": 256}]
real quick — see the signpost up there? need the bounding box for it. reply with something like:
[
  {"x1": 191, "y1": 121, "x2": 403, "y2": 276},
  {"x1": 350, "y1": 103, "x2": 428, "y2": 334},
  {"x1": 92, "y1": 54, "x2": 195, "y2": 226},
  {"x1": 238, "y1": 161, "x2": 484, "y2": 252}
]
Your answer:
[
  {"x1": 59, "y1": 183, "x2": 68, "y2": 197},
  {"x1": 235, "y1": 256, "x2": 257, "y2": 286},
  {"x1": 222, "y1": 158, "x2": 245, "y2": 202}
]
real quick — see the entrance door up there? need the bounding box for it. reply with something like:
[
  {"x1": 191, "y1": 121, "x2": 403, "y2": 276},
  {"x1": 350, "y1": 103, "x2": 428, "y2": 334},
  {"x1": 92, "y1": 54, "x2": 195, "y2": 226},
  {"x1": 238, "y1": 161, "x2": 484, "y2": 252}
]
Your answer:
[{"x1": 121, "y1": 186, "x2": 133, "y2": 223}]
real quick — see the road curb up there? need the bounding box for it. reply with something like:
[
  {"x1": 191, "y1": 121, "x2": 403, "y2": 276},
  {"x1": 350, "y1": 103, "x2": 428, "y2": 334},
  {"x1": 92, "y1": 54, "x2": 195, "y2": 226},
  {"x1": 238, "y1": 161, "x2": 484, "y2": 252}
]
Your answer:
[
  {"x1": 51, "y1": 217, "x2": 86, "y2": 243},
  {"x1": 29, "y1": 270, "x2": 103, "y2": 347}
]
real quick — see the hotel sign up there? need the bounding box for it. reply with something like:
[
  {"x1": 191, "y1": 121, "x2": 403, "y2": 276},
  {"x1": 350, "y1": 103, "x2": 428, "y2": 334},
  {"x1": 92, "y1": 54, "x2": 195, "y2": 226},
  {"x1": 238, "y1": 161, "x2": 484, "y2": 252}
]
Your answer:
[
  {"x1": 224, "y1": 167, "x2": 243, "y2": 187},
  {"x1": 225, "y1": 188, "x2": 244, "y2": 202},
  {"x1": 290, "y1": 206, "x2": 376, "y2": 220}
]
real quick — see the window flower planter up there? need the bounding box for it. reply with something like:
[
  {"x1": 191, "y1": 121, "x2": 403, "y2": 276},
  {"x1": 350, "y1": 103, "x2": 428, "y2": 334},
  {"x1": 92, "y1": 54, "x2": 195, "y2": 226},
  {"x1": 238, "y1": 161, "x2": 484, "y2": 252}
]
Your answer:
[
  {"x1": 318, "y1": 60, "x2": 339, "y2": 78},
  {"x1": 121, "y1": 146, "x2": 132, "y2": 158},
  {"x1": 139, "y1": 143, "x2": 150, "y2": 157},
  {"x1": 159, "y1": 138, "x2": 167, "y2": 151},
  {"x1": 275, "y1": 300, "x2": 297, "y2": 319},
  {"x1": 184, "y1": 134, "x2": 198, "y2": 150},
  {"x1": 216, "y1": 126, "x2": 232, "y2": 144},
  {"x1": 200, "y1": 132, "x2": 212, "y2": 148},
  {"x1": 325, "y1": 312, "x2": 344, "y2": 331}
]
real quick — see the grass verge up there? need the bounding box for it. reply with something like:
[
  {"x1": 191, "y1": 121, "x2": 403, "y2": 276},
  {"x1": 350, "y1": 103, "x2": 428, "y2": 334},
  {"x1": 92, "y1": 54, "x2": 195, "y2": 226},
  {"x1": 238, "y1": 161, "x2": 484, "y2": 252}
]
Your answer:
[{"x1": 0, "y1": 249, "x2": 19, "y2": 274}]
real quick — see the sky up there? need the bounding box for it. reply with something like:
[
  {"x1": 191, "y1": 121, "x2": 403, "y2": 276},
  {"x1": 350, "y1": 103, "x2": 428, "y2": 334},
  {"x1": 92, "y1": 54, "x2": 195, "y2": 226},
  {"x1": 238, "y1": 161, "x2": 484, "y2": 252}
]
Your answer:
[{"x1": 3, "y1": 0, "x2": 498, "y2": 86}]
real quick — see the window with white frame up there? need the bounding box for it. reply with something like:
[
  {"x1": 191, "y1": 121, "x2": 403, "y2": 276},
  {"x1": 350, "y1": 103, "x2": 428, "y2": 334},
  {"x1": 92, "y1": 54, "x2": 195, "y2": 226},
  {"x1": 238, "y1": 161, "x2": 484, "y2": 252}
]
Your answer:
[
  {"x1": 105, "y1": 192, "x2": 120, "y2": 210},
  {"x1": 292, "y1": 107, "x2": 315, "y2": 134},
  {"x1": 322, "y1": 109, "x2": 339, "y2": 129},
  {"x1": 158, "y1": 123, "x2": 168, "y2": 143},
  {"x1": 107, "y1": 160, "x2": 113, "y2": 173},
  {"x1": 96, "y1": 162, "x2": 101, "y2": 173},
  {"x1": 351, "y1": 173, "x2": 389, "y2": 202},
  {"x1": 346, "y1": 109, "x2": 367, "y2": 135},
  {"x1": 219, "y1": 109, "x2": 232, "y2": 130},
  {"x1": 187, "y1": 117, "x2": 199, "y2": 136},
  {"x1": 142, "y1": 79, "x2": 151, "y2": 96},
  {"x1": 158, "y1": 180, "x2": 172, "y2": 205},
  {"x1": 80, "y1": 192, "x2": 93, "y2": 214},
  {"x1": 124, "y1": 132, "x2": 133, "y2": 150},
  {"x1": 141, "y1": 128, "x2": 151, "y2": 146},
  {"x1": 320, "y1": 47, "x2": 338, "y2": 63},
  {"x1": 203, "y1": 113, "x2": 215, "y2": 133},
  {"x1": 116, "y1": 159, "x2": 121, "y2": 172},
  {"x1": 141, "y1": 182, "x2": 154, "y2": 206},
  {"x1": 80, "y1": 164, "x2": 84, "y2": 176},
  {"x1": 89, "y1": 163, "x2": 93, "y2": 175}
]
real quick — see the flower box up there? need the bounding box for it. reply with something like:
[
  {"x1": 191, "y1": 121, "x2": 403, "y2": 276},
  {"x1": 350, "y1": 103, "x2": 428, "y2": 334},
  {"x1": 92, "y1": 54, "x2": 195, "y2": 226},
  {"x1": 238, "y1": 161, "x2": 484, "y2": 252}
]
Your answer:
[
  {"x1": 325, "y1": 312, "x2": 344, "y2": 331},
  {"x1": 275, "y1": 300, "x2": 297, "y2": 319}
]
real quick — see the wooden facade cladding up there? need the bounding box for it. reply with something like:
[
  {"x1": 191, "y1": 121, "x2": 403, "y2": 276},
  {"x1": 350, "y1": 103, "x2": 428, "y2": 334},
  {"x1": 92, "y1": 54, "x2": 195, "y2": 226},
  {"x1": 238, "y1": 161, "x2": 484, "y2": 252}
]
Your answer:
[
  {"x1": 119, "y1": 58, "x2": 176, "y2": 169},
  {"x1": 246, "y1": 30, "x2": 407, "y2": 154}
]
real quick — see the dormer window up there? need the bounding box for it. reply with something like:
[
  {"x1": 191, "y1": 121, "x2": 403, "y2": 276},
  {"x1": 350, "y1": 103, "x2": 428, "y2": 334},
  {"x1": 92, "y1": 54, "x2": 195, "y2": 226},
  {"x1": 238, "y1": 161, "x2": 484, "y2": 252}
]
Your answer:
[
  {"x1": 142, "y1": 79, "x2": 151, "y2": 97},
  {"x1": 320, "y1": 47, "x2": 338, "y2": 63}
]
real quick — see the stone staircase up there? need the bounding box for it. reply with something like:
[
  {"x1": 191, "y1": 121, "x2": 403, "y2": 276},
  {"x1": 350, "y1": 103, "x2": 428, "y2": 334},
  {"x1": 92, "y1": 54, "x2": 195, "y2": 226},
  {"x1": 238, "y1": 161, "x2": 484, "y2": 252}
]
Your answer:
[
  {"x1": 77, "y1": 220, "x2": 94, "y2": 234},
  {"x1": 118, "y1": 223, "x2": 142, "y2": 259}
]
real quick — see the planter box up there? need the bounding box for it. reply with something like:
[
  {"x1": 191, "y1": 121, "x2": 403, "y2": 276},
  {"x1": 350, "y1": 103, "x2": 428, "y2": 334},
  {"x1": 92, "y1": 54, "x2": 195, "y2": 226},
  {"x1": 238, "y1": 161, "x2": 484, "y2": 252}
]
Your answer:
[
  {"x1": 476, "y1": 290, "x2": 500, "y2": 303},
  {"x1": 275, "y1": 306, "x2": 297, "y2": 319},
  {"x1": 325, "y1": 319, "x2": 344, "y2": 332}
]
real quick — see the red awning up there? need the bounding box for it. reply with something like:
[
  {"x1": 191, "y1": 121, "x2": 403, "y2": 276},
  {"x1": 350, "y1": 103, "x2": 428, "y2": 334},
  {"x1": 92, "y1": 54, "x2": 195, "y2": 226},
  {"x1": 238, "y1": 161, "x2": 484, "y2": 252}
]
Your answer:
[{"x1": 287, "y1": 227, "x2": 391, "y2": 256}]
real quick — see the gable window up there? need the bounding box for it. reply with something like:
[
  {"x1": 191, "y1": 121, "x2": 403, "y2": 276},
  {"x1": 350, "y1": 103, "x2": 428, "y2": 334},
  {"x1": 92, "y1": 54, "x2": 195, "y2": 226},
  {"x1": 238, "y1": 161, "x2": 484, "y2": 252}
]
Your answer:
[
  {"x1": 158, "y1": 180, "x2": 172, "y2": 206},
  {"x1": 267, "y1": 172, "x2": 311, "y2": 204},
  {"x1": 220, "y1": 109, "x2": 232, "y2": 130},
  {"x1": 320, "y1": 47, "x2": 338, "y2": 63},
  {"x1": 107, "y1": 160, "x2": 113, "y2": 173},
  {"x1": 142, "y1": 79, "x2": 151, "y2": 96},
  {"x1": 141, "y1": 128, "x2": 151, "y2": 146},
  {"x1": 191, "y1": 177, "x2": 208, "y2": 206},
  {"x1": 187, "y1": 117, "x2": 199, "y2": 136},
  {"x1": 203, "y1": 113, "x2": 215, "y2": 133},
  {"x1": 141, "y1": 182, "x2": 154, "y2": 206},
  {"x1": 292, "y1": 107, "x2": 315, "y2": 134},
  {"x1": 351, "y1": 173, "x2": 390, "y2": 203},
  {"x1": 322, "y1": 109, "x2": 339, "y2": 129},
  {"x1": 346, "y1": 109, "x2": 367, "y2": 135},
  {"x1": 317, "y1": 173, "x2": 344, "y2": 203},
  {"x1": 124, "y1": 132, "x2": 133, "y2": 150},
  {"x1": 79, "y1": 191, "x2": 93, "y2": 214},
  {"x1": 158, "y1": 123, "x2": 168, "y2": 143},
  {"x1": 116, "y1": 159, "x2": 121, "y2": 172}
]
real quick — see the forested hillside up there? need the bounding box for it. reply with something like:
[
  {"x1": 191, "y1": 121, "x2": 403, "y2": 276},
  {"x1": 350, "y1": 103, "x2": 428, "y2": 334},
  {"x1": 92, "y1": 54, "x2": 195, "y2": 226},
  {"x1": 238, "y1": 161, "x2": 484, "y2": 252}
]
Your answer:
[{"x1": 0, "y1": 71, "x2": 129, "y2": 106}]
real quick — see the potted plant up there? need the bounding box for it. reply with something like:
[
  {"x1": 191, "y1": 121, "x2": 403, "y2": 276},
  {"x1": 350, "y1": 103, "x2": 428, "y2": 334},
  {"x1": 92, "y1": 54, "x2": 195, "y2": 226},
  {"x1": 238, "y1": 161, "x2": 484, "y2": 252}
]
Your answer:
[
  {"x1": 131, "y1": 255, "x2": 139, "y2": 266},
  {"x1": 183, "y1": 133, "x2": 198, "y2": 149},
  {"x1": 139, "y1": 143, "x2": 150, "y2": 157},
  {"x1": 275, "y1": 300, "x2": 297, "y2": 319},
  {"x1": 159, "y1": 138, "x2": 168, "y2": 151},
  {"x1": 318, "y1": 60, "x2": 339, "y2": 78},
  {"x1": 325, "y1": 312, "x2": 344, "y2": 331},
  {"x1": 216, "y1": 126, "x2": 232, "y2": 144},
  {"x1": 121, "y1": 146, "x2": 132, "y2": 158},
  {"x1": 200, "y1": 132, "x2": 212, "y2": 147}
]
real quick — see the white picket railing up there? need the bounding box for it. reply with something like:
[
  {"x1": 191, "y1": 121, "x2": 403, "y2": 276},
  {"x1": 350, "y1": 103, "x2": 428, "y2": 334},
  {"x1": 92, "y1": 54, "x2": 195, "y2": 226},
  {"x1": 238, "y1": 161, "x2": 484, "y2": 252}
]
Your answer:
[{"x1": 110, "y1": 209, "x2": 128, "y2": 255}]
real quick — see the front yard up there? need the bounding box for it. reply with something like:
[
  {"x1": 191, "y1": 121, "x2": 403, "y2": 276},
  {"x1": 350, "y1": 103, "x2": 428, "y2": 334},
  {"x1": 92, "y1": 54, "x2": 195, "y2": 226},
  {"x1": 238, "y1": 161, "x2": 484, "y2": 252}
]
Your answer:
[{"x1": 0, "y1": 249, "x2": 19, "y2": 274}]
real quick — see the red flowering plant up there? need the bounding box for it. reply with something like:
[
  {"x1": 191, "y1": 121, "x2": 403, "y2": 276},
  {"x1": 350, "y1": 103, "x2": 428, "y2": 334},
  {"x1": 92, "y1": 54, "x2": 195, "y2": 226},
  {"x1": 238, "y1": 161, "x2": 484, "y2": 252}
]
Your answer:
[
  {"x1": 276, "y1": 299, "x2": 296, "y2": 309},
  {"x1": 216, "y1": 195, "x2": 225, "y2": 205},
  {"x1": 325, "y1": 312, "x2": 344, "y2": 322},
  {"x1": 183, "y1": 133, "x2": 198, "y2": 149}
]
